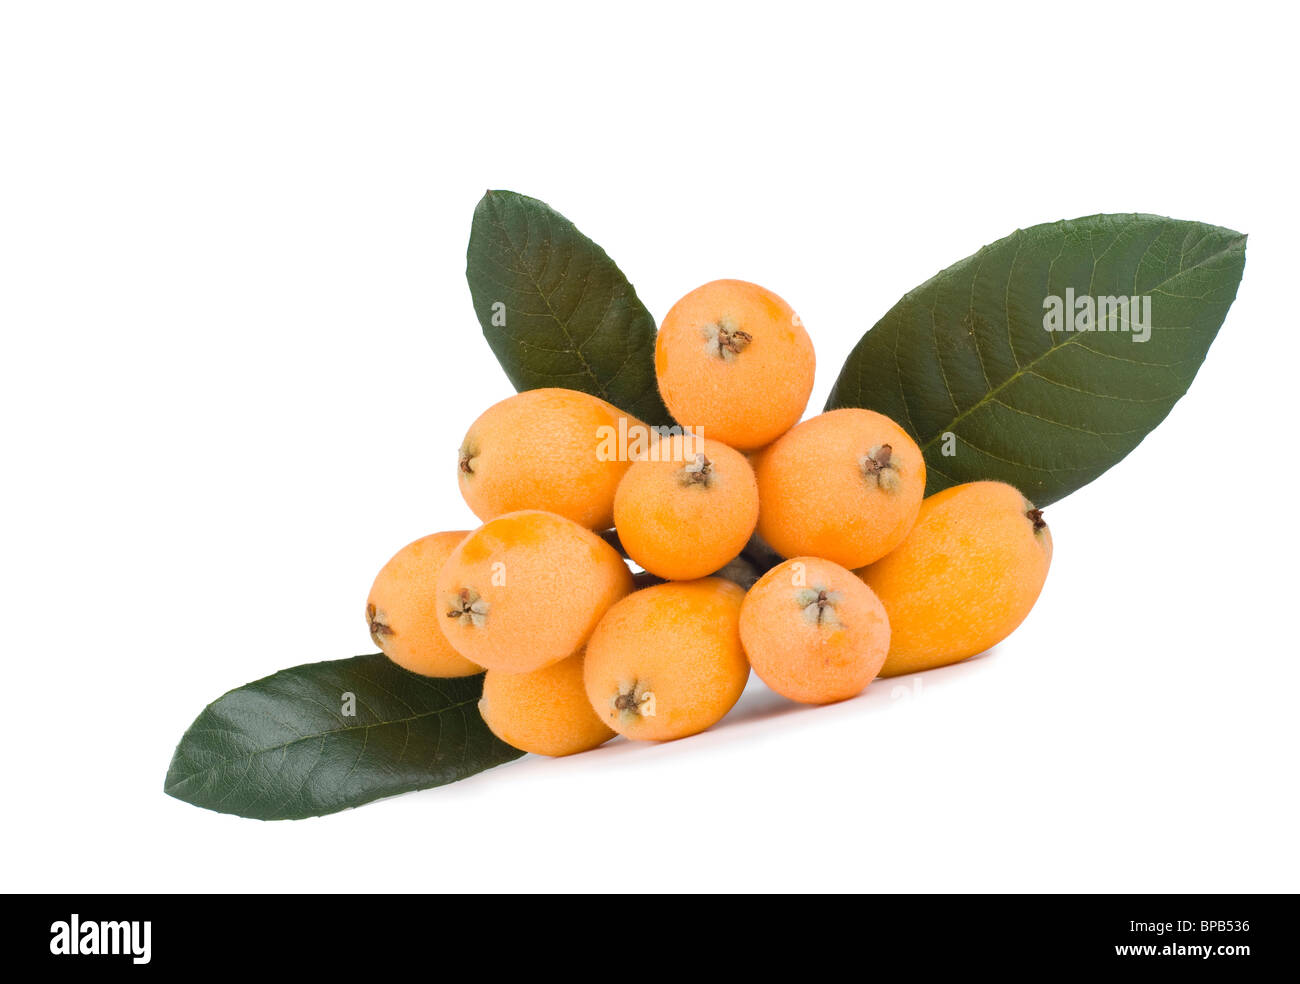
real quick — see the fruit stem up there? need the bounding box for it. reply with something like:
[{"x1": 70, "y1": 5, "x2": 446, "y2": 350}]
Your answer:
[
  {"x1": 739, "y1": 532, "x2": 784, "y2": 577},
  {"x1": 599, "y1": 528, "x2": 630, "y2": 559}
]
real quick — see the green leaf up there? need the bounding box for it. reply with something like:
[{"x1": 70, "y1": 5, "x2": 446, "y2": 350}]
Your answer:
[
  {"x1": 164, "y1": 654, "x2": 522, "y2": 820},
  {"x1": 466, "y1": 190, "x2": 673, "y2": 427},
  {"x1": 827, "y1": 214, "x2": 1246, "y2": 506}
]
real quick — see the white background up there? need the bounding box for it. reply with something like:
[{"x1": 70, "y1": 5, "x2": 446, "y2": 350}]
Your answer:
[{"x1": 3, "y1": 2, "x2": 1297, "y2": 893}]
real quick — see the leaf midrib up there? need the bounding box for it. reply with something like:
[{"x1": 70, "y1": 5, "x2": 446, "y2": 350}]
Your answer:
[
  {"x1": 480, "y1": 195, "x2": 610, "y2": 402},
  {"x1": 916, "y1": 232, "x2": 1241, "y2": 452},
  {"x1": 165, "y1": 695, "x2": 481, "y2": 791}
]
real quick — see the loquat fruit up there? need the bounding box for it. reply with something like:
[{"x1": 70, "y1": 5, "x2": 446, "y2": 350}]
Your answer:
[
  {"x1": 857, "y1": 480, "x2": 1052, "y2": 677},
  {"x1": 613, "y1": 434, "x2": 759, "y2": 581},
  {"x1": 740, "y1": 556, "x2": 890, "y2": 704},
  {"x1": 437, "y1": 510, "x2": 634, "y2": 673},
  {"x1": 754, "y1": 408, "x2": 925, "y2": 568},
  {"x1": 479, "y1": 649, "x2": 616, "y2": 757},
  {"x1": 584, "y1": 578, "x2": 749, "y2": 741},
  {"x1": 366, "y1": 531, "x2": 482, "y2": 677},
  {"x1": 457, "y1": 388, "x2": 641, "y2": 531},
  {"x1": 655, "y1": 279, "x2": 814, "y2": 451}
]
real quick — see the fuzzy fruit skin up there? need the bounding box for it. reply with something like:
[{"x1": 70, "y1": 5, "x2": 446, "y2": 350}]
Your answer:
[
  {"x1": 740, "y1": 557, "x2": 890, "y2": 704},
  {"x1": 613, "y1": 434, "x2": 759, "y2": 580},
  {"x1": 367, "y1": 531, "x2": 481, "y2": 677},
  {"x1": 655, "y1": 280, "x2": 814, "y2": 451},
  {"x1": 754, "y1": 408, "x2": 925, "y2": 568},
  {"x1": 437, "y1": 510, "x2": 634, "y2": 673},
  {"x1": 584, "y1": 578, "x2": 749, "y2": 741},
  {"x1": 857, "y1": 481, "x2": 1052, "y2": 677},
  {"x1": 457, "y1": 388, "x2": 641, "y2": 531},
  {"x1": 479, "y1": 649, "x2": 615, "y2": 756}
]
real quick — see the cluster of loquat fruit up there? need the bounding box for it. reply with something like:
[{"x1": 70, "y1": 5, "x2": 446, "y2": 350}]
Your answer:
[{"x1": 367, "y1": 280, "x2": 1053, "y2": 756}]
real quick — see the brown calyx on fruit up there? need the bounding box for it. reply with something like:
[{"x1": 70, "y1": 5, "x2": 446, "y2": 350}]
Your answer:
[
  {"x1": 445, "y1": 587, "x2": 489, "y2": 627},
  {"x1": 613, "y1": 681, "x2": 656, "y2": 720},
  {"x1": 1027, "y1": 507, "x2": 1047, "y2": 532},
  {"x1": 458, "y1": 441, "x2": 478, "y2": 476},
  {"x1": 860, "y1": 444, "x2": 902, "y2": 493},
  {"x1": 613, "y1": 690, "x2": 638, "y2": 712},
  {"x1": 796, "y1": 586, "x2": 841, "y2": 628},
  {"x1": 366, "y1": 603, "x2": 394, "y2": 647},
  {"x1": 677, "y1": 452, "x2": 716, "y2": 488},
  {"x1": 702, "y1": 317, "x2": 752, "y2": 361}
]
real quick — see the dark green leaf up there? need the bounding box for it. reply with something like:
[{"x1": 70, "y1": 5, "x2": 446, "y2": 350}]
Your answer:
[
  {"x1": 164, "y1": 654, "x2": 522, "y2": 820},
  {"x1": 827, "y1": 214, "x2": 1246, "y2": 505},
  {"x1": 466, "y1": 190, "x2": 673, "y2": 426}
]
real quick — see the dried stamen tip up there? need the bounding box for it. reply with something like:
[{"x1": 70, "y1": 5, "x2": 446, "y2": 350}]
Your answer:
[
  {"x1": 678, "y1": 453, "x2": 715, "y2": 487},
  {"x1": 720, "y1": 327, "x2": 752, "y2": 354},
  {"x1": 366, "y1": 603, "x2": 393, "y2": 646},
  {"x1": 446, "y1": 587, "x2": 489, "y2": 627},
  {"x1": 701, "y1": 318, "x2": 753, "y2": 361},
  {"x1": 859, "y1": 444, "x2": 901, "y2": 492}
]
